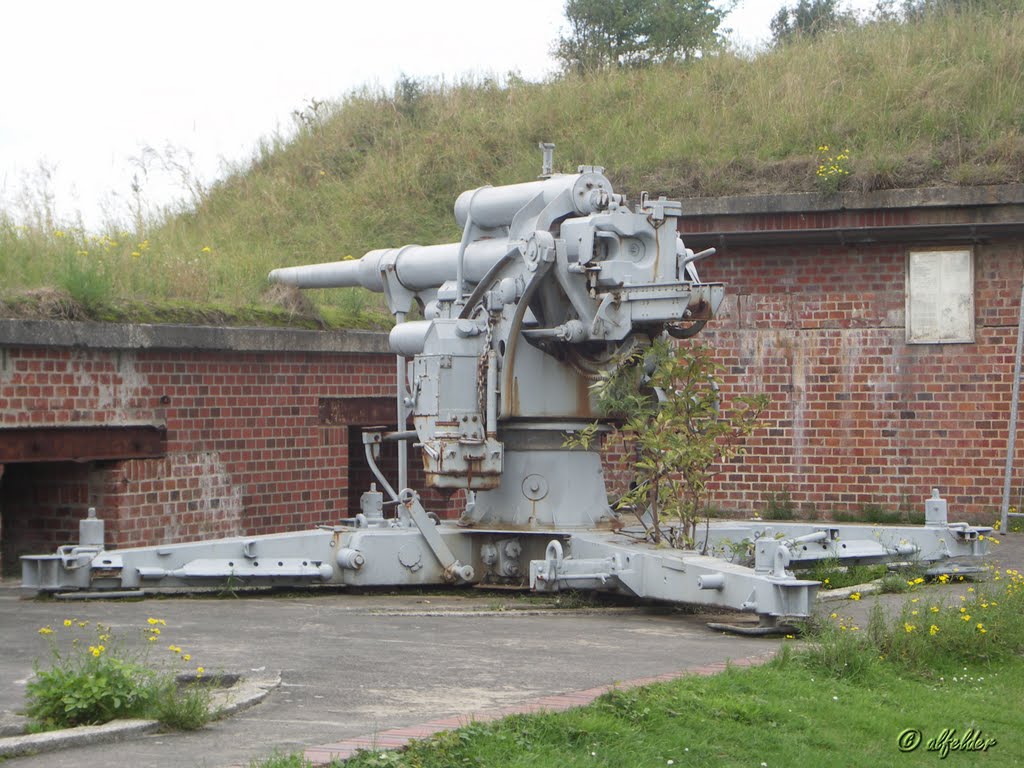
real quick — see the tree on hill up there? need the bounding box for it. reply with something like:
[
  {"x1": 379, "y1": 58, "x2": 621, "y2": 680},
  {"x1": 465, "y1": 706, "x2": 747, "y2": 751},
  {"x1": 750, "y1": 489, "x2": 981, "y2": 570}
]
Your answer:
[
  {"x1": 770, "y1": 0, "x2": 855, "y2": 44},
  {"x1": 555, "y1": 0, "x2": 729, "y2": 73}
]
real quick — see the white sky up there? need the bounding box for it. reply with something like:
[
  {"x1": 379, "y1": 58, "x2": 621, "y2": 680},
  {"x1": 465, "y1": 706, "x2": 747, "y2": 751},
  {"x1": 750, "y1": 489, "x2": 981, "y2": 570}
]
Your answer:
[{"x1": 0, "y1": 0, "x2": 876, "y2": 230}]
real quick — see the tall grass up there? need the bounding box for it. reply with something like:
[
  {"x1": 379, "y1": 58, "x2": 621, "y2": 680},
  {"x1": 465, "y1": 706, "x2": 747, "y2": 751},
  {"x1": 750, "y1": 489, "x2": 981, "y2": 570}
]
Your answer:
[{"x1": 3, "y1": 7, "x2": 1022, "y2": 327}]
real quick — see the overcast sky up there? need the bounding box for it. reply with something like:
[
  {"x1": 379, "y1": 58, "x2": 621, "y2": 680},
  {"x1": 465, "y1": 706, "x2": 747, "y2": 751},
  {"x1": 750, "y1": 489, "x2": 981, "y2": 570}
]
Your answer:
[{"x1": 0, "y1": 0, "x2": 876, "y2": 230}]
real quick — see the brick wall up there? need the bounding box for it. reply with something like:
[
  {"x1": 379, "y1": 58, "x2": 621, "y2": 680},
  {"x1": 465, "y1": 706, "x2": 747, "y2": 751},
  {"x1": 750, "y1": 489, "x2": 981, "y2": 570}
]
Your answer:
[
  {"x1": 2, "y1": 188, "x2": 1023, "y2": 569},
  {"x1": 681, "y1": 190, "x2": 1024, "y2": 523},
  {"x1": 0, "y1": 328, "x2": 454, "y2": 571}
]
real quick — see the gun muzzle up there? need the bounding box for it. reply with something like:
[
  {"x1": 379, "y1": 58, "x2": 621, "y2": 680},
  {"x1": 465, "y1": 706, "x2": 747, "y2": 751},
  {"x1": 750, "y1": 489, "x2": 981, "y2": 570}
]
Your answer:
[{"x1": 268, "y1": 239, "x2": 510, "y2": 293}]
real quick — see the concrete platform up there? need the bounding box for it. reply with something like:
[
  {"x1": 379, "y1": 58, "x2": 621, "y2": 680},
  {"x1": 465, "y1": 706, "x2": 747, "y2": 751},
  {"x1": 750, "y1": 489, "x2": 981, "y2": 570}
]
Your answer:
[
  {"x1": 1, "y1": 530, "x2": 1018, "y2": 768},
  {"x1": 0, "y1": 586, "x2": 781, "y2": 767}
]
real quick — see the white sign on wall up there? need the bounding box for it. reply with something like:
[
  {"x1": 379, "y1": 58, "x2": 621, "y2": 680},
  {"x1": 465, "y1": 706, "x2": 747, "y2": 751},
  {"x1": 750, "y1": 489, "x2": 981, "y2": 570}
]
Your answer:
[{"x1": 906, "y1": 249, "x2": 975, "y2": 344}]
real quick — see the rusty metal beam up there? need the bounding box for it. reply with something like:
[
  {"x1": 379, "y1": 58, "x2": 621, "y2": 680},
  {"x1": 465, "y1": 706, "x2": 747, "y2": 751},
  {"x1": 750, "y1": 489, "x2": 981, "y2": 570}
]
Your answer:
[
  {"x1": 0, "y1": 425, "x2": 166, "y2": 463},
  {"x1": 318, "y1": 397, "x2": 394, "y2": 426}
]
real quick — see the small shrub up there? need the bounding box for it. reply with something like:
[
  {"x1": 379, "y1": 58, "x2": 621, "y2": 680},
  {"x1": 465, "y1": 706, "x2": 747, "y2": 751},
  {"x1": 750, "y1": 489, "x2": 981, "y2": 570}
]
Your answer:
[
  {"x1": 26, "y1": 652, "x2": 154, "y2": 727},
  {"x1": 569, "y1": 339, "x2": 767, "y2": 547},
  {"x1": 27, "y1": 617, "x2": 211, "y2": 731}
]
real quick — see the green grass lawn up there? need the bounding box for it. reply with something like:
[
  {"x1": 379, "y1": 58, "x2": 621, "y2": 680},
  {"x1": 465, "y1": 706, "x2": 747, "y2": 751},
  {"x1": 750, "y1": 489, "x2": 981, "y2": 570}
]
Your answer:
[{"x1": 258, "y1": 655, "x2": 1020, "y2": 768}]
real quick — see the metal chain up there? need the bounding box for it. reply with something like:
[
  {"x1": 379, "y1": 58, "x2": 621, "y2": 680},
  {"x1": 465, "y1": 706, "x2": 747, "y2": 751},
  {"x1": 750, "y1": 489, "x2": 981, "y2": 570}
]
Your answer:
[{"x1": 476, "y1": 313, "x2": 495, "y2": 416}]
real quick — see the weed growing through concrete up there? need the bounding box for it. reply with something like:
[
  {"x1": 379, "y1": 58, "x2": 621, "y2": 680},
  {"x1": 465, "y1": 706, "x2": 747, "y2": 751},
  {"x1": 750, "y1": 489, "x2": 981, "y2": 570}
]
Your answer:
[
  {"x1": 26, "y1": 617, "x2": 214, "y2": 731},
  {"x1": 809, "y1": 565, "x2": 1024, "y2": 675}
]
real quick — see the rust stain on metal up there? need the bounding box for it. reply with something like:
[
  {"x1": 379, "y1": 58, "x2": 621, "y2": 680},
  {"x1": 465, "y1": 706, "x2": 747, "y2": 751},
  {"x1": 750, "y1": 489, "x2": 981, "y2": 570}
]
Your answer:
[
  {"x1": 318, "y1": 397, "x2": 394, "y2": 425},
  {"x1": 687, "y1": 298, "x2": 713, "y2": 320},
  {"x1": 574, "y1": 373, "x2": 594, "y2": 419},
  {"x1": 509, "y1": 377, "x2": 520, "y2": 416}
]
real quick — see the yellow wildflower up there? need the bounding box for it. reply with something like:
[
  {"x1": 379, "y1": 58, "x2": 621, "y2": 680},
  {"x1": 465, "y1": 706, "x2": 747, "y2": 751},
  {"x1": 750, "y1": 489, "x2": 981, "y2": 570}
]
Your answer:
[
  {"x1": 63, "y1": 619, "x2": 73, "y2": 627},
  {"x1": 849, "y1": 592, "x2": 861, "y2": 601},
  {"x1": 38, "y1": 626, "x2": 53, "y2": 635},
  {"x1": 929, "y1": 625, "x2": 939, "y2": 635}
]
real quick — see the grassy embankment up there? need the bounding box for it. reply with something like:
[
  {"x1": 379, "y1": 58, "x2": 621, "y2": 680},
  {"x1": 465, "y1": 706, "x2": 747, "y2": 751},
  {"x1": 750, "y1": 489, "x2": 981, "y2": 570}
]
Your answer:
[{"x1": 2, "y1": 7, "x2": 1023, "y2": 328}]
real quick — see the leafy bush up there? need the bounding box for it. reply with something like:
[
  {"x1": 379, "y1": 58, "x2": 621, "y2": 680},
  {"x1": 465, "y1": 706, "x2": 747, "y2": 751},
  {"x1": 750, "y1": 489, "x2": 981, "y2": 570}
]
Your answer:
[
  {"x1": 569, "y1": 339, "x2": 766, "y2": 547},
  {"x1": 26, "y1": 652, "x2": 154, "y2": 727},
  {"x1": 27, "y1": 617, "x2": 212, "y2": 731}
]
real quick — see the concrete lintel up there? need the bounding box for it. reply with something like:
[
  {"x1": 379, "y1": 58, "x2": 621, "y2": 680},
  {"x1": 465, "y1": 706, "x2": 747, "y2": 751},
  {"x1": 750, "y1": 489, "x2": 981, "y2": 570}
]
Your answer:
[
  {"x1": 0, "y1": 319, "x2": 391, "y2": 355},
  {"x1": 679, "y1": 184, "x2": 1024, "y2": 217}
]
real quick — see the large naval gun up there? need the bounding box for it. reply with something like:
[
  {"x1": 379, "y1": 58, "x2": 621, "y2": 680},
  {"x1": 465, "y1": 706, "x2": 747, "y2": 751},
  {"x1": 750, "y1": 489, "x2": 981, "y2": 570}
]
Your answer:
[{"x1": 22, "y1": 147, "x2": 990, "y2": 628}]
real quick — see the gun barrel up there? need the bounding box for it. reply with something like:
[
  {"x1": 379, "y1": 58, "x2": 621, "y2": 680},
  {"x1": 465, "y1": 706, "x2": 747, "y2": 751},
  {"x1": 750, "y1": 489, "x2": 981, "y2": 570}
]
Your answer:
[
  {"x1": 268, "y1": 239, "x2": 510, "y2": 292},
  {"x1": 268, "y1": 259, "x2": 365, "y2": 289}
]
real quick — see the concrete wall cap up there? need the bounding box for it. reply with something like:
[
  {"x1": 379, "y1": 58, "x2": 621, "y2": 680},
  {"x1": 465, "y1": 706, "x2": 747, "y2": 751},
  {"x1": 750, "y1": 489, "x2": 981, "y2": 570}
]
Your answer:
[
  {"x1": 0, "y1": 319, "x2": 391, "y2": 354},
  {"x1": 680, "y1": 184, "x2": 1024, "y2": 217}
]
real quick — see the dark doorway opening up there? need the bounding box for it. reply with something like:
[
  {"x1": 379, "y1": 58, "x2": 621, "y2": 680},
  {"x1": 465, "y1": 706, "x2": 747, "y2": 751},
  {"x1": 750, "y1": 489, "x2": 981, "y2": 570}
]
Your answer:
[{"x1": 0, "y1": 462, "x2": 95, "y2": 576}]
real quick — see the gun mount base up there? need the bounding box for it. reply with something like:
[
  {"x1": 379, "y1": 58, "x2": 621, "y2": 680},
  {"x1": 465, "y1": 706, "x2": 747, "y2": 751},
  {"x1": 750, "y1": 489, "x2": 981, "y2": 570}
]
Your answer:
[{"x1": 22, "y1": 492, "x2": 990, "y2": 626}]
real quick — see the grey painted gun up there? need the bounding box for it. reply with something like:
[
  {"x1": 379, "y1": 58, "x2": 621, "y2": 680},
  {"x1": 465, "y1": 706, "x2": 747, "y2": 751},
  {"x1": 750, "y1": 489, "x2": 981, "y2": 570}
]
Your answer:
[{"x1": 24, "y1": 146, "x2": 989, "y2": 632}]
